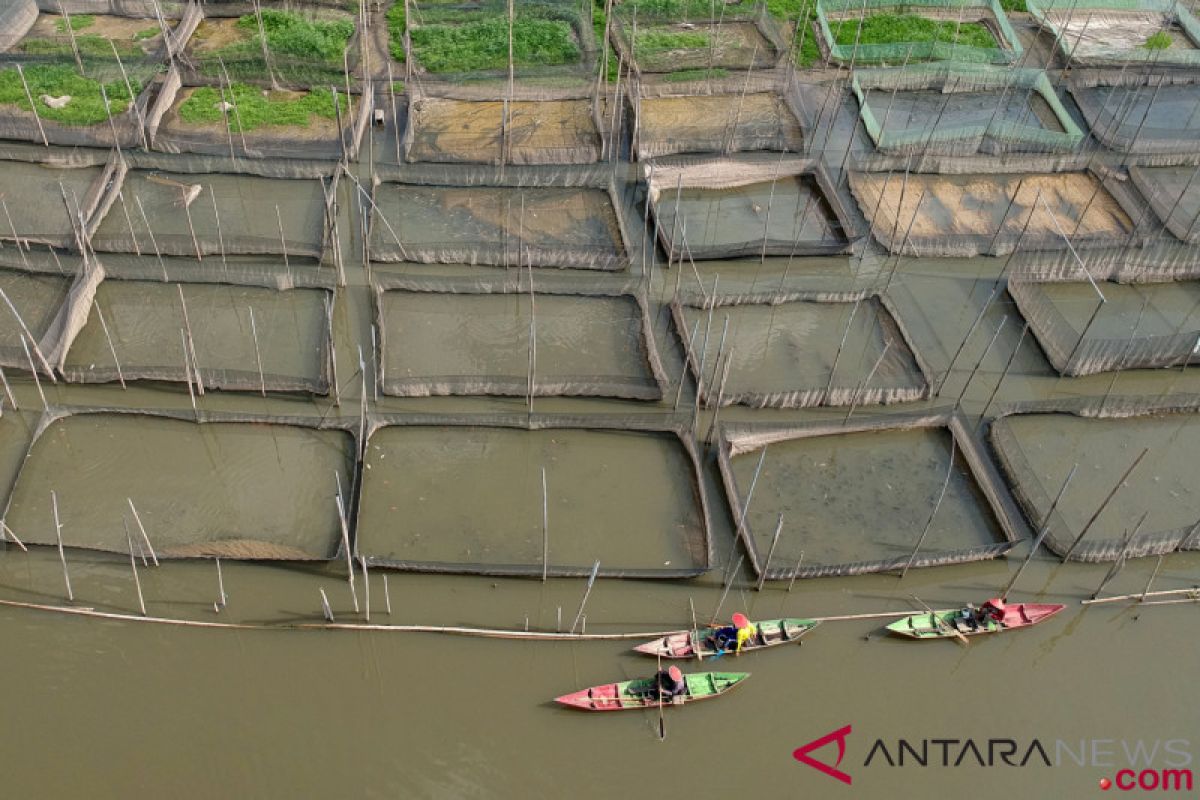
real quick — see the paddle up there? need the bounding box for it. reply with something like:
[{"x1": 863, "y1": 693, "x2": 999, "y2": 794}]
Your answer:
[
  {"x1": 910, "y1": 594, "x2": 969, "y2": 647},
  {"x1": 656, "y1": 652, "x2": 666, "y2": 741}
]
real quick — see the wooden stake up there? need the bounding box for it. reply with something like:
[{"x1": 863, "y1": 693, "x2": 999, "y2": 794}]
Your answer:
[
  {"x1": 569, "y1": 560, "x2": 601, "y2": 634},
  {"x1": 15, "y1": 65, "x2": 48, "y2": 147},
  {"x1": 360, "y1": 556, "x2": 370, "y2": 622},
  {"x1": 124, "y1": 520, "x2": 146, "y2": 616},
  {"x1": 94, "y1": 302, "x2": 126, "y2": 389},
  {"x1": 383, "y1": 574, "x2": 392, "y2": 616},
  {"x1": 249, "y1": 307, "x2": 266, "y2": 397},
  {"x1": 51, "y1": 490, "x2": 72, "y2": 601},
  {"x1": 215, "y1": 556, "x2": 227, "y2": 609},
  {"x1": 953, "y1": 316, "x2": 1007, "y2": 411},
  {"x1": 1, "y1": 288, "x2": 55, "y2": 377},
  {"x1": 1002, "y1": 463, "x2": 1076, "y2": 600},
  {"x1": 757, "y1": 513, "x2": 784, "y2": 590},
  {"x1": 1063, "y1": 448, "x2": 1149, "y2": 560},
  {"x1": 20, "y1": 336, "x2": 47, "y2": 410},
  {"x1": 541, "y1": 466, "x2": 549, "y2": 582},
  {"x1": 787, "y1": 551, "x2": 805, "y2": 592},
  {"x1": 126, "y1": 498, "x2": 159, "y2": 566},
  {"x1": 320, "y1": 588, "x2": 334, "y2": 622},
  {"x1": 900, "y1": 437, "x2": 956, "y2": 578}
]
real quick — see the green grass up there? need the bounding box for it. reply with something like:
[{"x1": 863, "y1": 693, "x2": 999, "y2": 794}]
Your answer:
[
  {"x1": 635, "y1": 29, "x2": 710, "y2": 54},
  {"x1": 593, "y1": 0, "x2": 619, "y2": 82},
  {"x1": 178, "y1": 84, "x2": 347, "y2": 132},
  {"x1": 0, "y1": 64, "x2": 136, "y2": 126},
  {"x1": 618, "y1": 0, "x2": 755, "y2": 16},
  {"x1": 134, "y1": 26, "x2": 160, "y2": 41},
  {"x1": 230, "y1": 11, "x2": 354, "y2": 62},
  {"x1": 999, "y1": 0, "x2": 1027, "y2": 12},
  {"x1": 663, "y1": 66, "x2": 728, "y2": 80},
  {"x1": 19, "y1": 34, "x2": 142, "y2": 59},
  {"x1": 1144, "y1": 30, "x2": 1173, "y2": 49},
  {"x1": 410, "y1": 16, "x2": 579, "y2": 73},
  {"x1": 55, "y1": 14, "x2": 95, "y2": 33},
  {"x1": 387, "y1": 2, "x2": 406, "y2": 61},
  {"x1": 832, "y1": 13, "x2": 998, "y2": 49}
]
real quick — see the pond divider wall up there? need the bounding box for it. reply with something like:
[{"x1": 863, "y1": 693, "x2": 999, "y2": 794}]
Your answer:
[
  {"x1": 718, "y1": 409, "x2": 1023, "y2": 579},
  {"x1": 989, "y1": 399, "x2": 1200, "y2": 562}
]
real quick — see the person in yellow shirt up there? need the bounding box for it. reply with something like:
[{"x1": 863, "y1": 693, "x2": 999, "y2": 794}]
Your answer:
[{"x1": 709, "y1": 613, "x2": 758, "y2": 655}]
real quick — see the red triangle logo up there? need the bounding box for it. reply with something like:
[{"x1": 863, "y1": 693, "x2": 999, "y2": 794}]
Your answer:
[{"x1": 793, "y1": 725, "x2": 853, "y2": 785}]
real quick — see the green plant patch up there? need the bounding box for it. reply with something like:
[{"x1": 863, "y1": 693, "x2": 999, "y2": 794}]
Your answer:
[
  {"x1": 134, "y1": 26, "x2": 160, "y2": 41},
  {"x1": 999, "y1": 0, "x2": 1026, "y2": 12},
  {"x1": 831, "y1": 13, "x2": 998, "y2": 49},
  {"x1": 55, "y1": 14, "x2": 95, "y2": 33},
  {"x1": 663, "y1": 66, "x2": 729, "y2": 80},
  {"x1": 0, "y1": 65, "x2": 137, "y2": 126},
  {"x1": 178, "y1": 84, "x2": 347, "y2": 132},
  {"x1": 593, "y1": 0, "x2": 619, "y2": 81},
  {"x1": 620, "y1": 0, "x2": 755, "y2": 16},
  {"x1": 20, "y1": 33, "x2": 143, "y2": 59},
  {"x1": 1144, "y1": 30, "x2": 1173, "y2": 49},
  {"x1": 228, "y1": 11, "x2": 354, "y2": 62},
  {"x1": 410, "y1": 16, "x2": 579, "y2": 73},
  {"x1": 387, "y1": 2, "x2": 407, "y2": 61}
]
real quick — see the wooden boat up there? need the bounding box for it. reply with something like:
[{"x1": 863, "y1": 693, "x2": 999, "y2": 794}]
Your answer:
[
  {"x1": 633, "y1": 618, "x2": 820, "y2": 659},
  {"x1": 554, "y1": 672, "x2": 749, "y2": 711},
  {"x1": 886, "y1": 601, "x2": 1065, "y2": 639}
]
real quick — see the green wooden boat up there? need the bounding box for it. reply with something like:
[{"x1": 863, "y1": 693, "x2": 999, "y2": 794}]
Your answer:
[
  {"x1": 555, "y1": 672, "x2": 749, "y2": 711},
  {"x1": 886, "y1": 602, "x2": 1065, "y2": 639}
]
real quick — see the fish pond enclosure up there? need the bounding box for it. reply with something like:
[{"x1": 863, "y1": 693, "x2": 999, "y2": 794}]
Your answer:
[{"x1": 2, "y1": 0, "x2": 1200, "y2": 790}]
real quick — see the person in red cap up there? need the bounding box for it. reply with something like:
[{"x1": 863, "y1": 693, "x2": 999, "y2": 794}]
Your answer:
[
  {"x1": 654, "y1": 665, "x2": 688, "y2": 701},
  {"x1": 708, "y1": 613, "x2": 759, "y2": 655}
]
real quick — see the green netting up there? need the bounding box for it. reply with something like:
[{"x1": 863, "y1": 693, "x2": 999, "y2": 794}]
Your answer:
[
  {"x1": 815, "y1": 0, "x2": 1022, "y2": 65},
  {"x1": 1028, "y1": 0, "x2": 1200, "y2": 68},
  {"x1": 852, "y1": 64, "x2": 1083, "y2": 153}
]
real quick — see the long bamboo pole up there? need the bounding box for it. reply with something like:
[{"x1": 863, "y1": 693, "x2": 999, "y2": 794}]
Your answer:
[
  {"x1": 900, "y1": 437, "x2": 957, "y2": 578},
  {"x1": 1062, "y1": 448, "x2": 1149, "y2": 560},
  {"x1": 51, "y1": 490, "x2": 72, "y2": 601}
]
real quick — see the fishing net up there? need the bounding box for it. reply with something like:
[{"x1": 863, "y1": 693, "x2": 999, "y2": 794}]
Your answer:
[
  {"x1": 0, "y1": 266, "x2": 70, "y2": 374},
  {"x1": 0, "y1": 157, "x2": 111, "y2": 251},
  {"x1": 375, "y1": 275, "x2": 667, "y2": 401},
  {"x1": 1069, "y1": 76, "x2": 1200, "y2": 159},
  {"x1": 990, "y1": 404, "x2": 1200, "y2": 562},
  {"x1": 645, "y1": 156, "x2": 860, "y2": 260},
  {"x1": 355, "y1": 413, "x2": 712, "y2": 578},
  {"x1": 1027, "y1": 0, "x2": 1200, "y2": 69},
  {"x1": 853, "y1": 64, "x2": 1083, "y2": 156},
  {"x1": 717, "y1": 410, "x2": 1021, "y2": 580},
  {"x1": 633, "y1": 70, "x2": 806, "y2": 159},
  {"x1": 669, "y1": 290, "x2": 932, "y2": 408},
  {"x1": 366, "y1": 166, "x2": 632, "y2": 270},
  {"x1": 1128, "y1": 165, "x2": 1200, "y2": 245},
  {"x1": 2, "y1": 408, "x2": 356, "y2": 560},
  {"x1": 814, "y1": 0, "x2": 1023, "y2": 65},
  {"x1": 848, "y1": 169, "x2": 1147, "y2": 257},
  {"x1": 0, "y1": 0, "x2": 38, "y2": 53}
]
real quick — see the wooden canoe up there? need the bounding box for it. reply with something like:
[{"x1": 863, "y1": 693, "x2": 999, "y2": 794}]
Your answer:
[
  {"x1": 886, "y1": 603, "x2": 1065, "y2": 639},
  {"x1": 554, "y1": 672, "x2": 749, "y2": 711},
  {"x1": 633, "y1": 618, "x2": 820, "y2": 659}
]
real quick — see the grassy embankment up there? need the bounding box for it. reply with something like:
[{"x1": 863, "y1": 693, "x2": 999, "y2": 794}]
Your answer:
[
  {"x1": 202, "y1": 11, "x2": 354, "y2": 82},
  {"x1": 18, "y1": 14, "x2": 158, "y2": 58},
  {"x1": 0, "y1": 64, "x2": 137, "y2": 126},
  {"x1": 831, "y1": 13, "x2": 998, "y2": 49},
  {"x1": 178, "y1": 84, "x2": 347, "y2": 131}
]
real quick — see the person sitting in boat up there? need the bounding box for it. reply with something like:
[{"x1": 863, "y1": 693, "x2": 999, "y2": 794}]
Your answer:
[
  {"x1": 654, "y1": 665, "x2": 687, "y2": 701},
  {"x1": 980, "y1": 598, "x2": 1006, "y2": 624},
  {"x1": 709, "y1": 613, "x2": 758, "y2": 654}
]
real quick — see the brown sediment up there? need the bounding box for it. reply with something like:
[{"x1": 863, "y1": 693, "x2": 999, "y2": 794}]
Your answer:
[
  {"x1": 20, "y1": 14, "x2": 174, "y2": 51},
  {"x1": 639, "y1": 94, "x2": 803, "y2": 151},
  {"x1": 407, "y1": 97, "x2": 603, "y2": 163}
]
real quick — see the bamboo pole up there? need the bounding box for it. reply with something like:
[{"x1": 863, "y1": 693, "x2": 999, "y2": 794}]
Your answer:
[
  {"x1": 934, "y1": 284, "x2": 1000, "y2": 396},
  {"x1": 1, "y1": 288, "x2": 55, "y2": 377},
  {"x1": 335, "y1": 476, "x2": 359, "y2": 613},
  {"x1": 1140, "y1": 554, "x2": 1165, "y2": 602},
  {"x1": 320, "y1": 588, "x2": 335, "y2": 622},
  {"x1": 953, "y1": 316, "x2": 1006, "y2": 412},
  {"x1": 734, "y1": 446, "x2": 769, "y2": 547},
  {"x1": 1, "y1": 199, "x2": 29, "y2": 268},
  {"x1": 1090, "y1": 511, "x2": 1148, "y2": 599},
  {"x1": 360, "y1": 556, "x2": 370, "y2": 622},
  {"x1": 276, "y1": 204, "x2": 290, "y2": 276},
  {"x1": 124, "y1": 520, "x2": 146, "y2": 616},
  {"x1": 210, "y1": 187, "x2": 228, "y2": 275},
  {"x1": 710, "y1": 554, "x2": 743, "y2": 625},
  {"x1": 787, "y1": 551, "x2": 804, "y2": 592},
  {"x1": 249, "y1": 307, "x2": 266, "y2": 397},
  {"x1": 251, "y1": 0, "x2": 279, "y2": 89},
  {"x1": 57, "y1": 2, "x2": 85, "y2": 72},
  {"x1": 95, "y1": 303, "x2": 126, "y2": 389},
  {"x1": 1082, "y1": 587, "x2": 1200, "y2": 606},
  {"x1": 569, "y1": 560, "x2": 601, "y2": 634},
  {"x1": 133, "y1": 193, "x2": 167, "y2": 280},
  {"x1": 1062, "y1": 448, "x2": 1149, "y2": 560},
  {"x1": 757, "y1": 513, "x2": 784, "y2": 591},
  {"x1": 978, "y1": 322, "x2": 1027, "y2": 426},
  {"x1": 21, "y1": 336, "x2": 48, "y2": 410},
  {"x1": 383, "y1": 574, "x2": 392, "y2": 616},
  {"x1": 215, "y1": 557, "x2": 227, "y2": 610},
  {"x1": 180, "y1": 329, "x2": 197, "y2": 416},
  {"x1": 116, "y1": 191, "x2": 141, "y2": 257},
  {"x1": 541, "y1": 466, "x2": 549, "y2": 582},
  {"x1": 15, "y1": 65, "x2": 48, "y2": 147},
  {"x1": 843, "y1": 341, "x2": 891, "y2": 423},
  {"x1": 823, "y1": 299, "x2": 860, "y2": 404},
  {"x1": 0, "y1": 367, "x2": 15, "y2": 412},
  {"x1": 1002, "y1": 463, "x2": 1076, "y2": 600},
  {"x1": 126, "y1": 498, "x2": 159, "y2": 567},
  {"x1": 177, "y1": 285, "x2": 203, "y2": 394},
  {"x1": 1, "y1": 519, "x2": 26, "y2": 551},
  {"x1": 51, "y1": 490, "x2": 72, "y2": 601},
  {"x1": 899, "y1": 437, "x2": 957, "y2": 578}
]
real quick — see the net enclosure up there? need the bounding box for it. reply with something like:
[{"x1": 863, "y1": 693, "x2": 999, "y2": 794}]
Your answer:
[
  {"x1": 355, "y1": 415, "x2": 712, "y2": 578},
  {"x1": 670, "y1": 290, "x2": 932, "y2": 408},
  {"x1": 646, "y1": 157, "x2": 860, "y2": 261},
  {"x1": 1129, "y1": 165, "x2": 1200, "y2": 245},
  {"x1": 852, "y1": 65, "x2": 1083, "y2": 156},
  {"x1": 60, "y1": 279, "x2": 332, "y2": 393},
  {"x1": 848, "y1": 170, "x2": 1142, "y2": 257},
  {"x1": 1069, "y1": 76, "x2": 1200, "y2": 159},
  {"x1": 367, "y1": 172, "x2": 631, "y2": 270},
  {"x1": 0, "y1": 267, "x2": 69, "y2": 374},
  {"x1": 608, "y1": 2, "x2": 790, "y2": 76},
  {"x1": 90, "y1": 168, "x2": 332, "y2": 260},
  {"x1": 2, "y1": 410, "x2": 355, "y2": 560},
  {"x1": 376, "y1": 277, "x2": 667, "y2": 401},
  {"x1": 0, "y1": 5, "x2": 198, "y2": 72},
  {"x1": 717, "y1": 411, "x2": 1020, "y2": 580},
  {"x1": 633, "y1": 72, "x2": 806, "y2": 160},
  {"x1": 1028, "y1": 0, "x2": 1200, "y2": 69},
  {"x1": 1009, "y1": 273, "x2": 1200, "y2": 376},
  {"x1": 991, "y1": 407, "x2": 1200, "y2": 562},
  {"x1": 814, "y1": 0, "x2": 1023, "y2": 65},
  {"x1": 402, "y1": 84, "x2": 607, "y2": 165}
]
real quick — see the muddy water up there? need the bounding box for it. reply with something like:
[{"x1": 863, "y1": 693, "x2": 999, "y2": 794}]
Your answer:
[
  {"x1": 0, "y1": 161, "x2": 100, "y2": 246},
  {"x1": 0, "y1": 268, "x2": 69, "y2": 355},
  {"x1": 1086, "y1": 84, "x2": 1200, "y2": 138},
  {"x1": 1036, "y1": 280, "x2": 1200, "y2": 339}
]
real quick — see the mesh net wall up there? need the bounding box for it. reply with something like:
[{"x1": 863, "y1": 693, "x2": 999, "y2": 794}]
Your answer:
[
  {"x1": 355, "y1": 414, "x2": 712, "y2": 578},
  {"x1": 1028, "y1": 0, "x2": 1200, "y2": 68},
  {"x1": 646, "y1": 156, "x2": 859, "y2": 260},
  {"x1": 633, "y1": 71, "x2": 806, "y2": 159},
  {"x1": 853, "y1": 64, "x2": 1083, "y2": 155},
  {"x1": 848, "y1": 170, "x2": 1146, "y2": 257},
  {"x1": 0, "y1": 0, "x2": 39, "y2": 53},
  {"x1": 367, "y1": 174, "x2": 630, "y2": 270},
  {"x1": 0, "y1": 158, "x2": 108, "y2": 250},
  {"x1": 59, "y1": 278, "x2": 332, "y2": 393},
  {"x1": 0, "y1": 266, "x2": 69, "y2": 373},
  {"x1": 718, "y1": 411, "x2": 1021, "y2": 580},
  {"x1": 991, "y1": 408, "x2": 1200, "y2": 562},
  {"x1": 815, "y1": 0, "x2": 1023, "y2": 65},
  {"x1": 2, "y1": 409, "x2": 355, "y2": 560},
  {"x1": 1129, "y1": 165, "x2": 1200, "y2": 245},
  {"x1": 1008, "y1": 276, "x2": 1200, "y2": 376},
  {"x1": 670, "y1": 291, "x2": 932, "y2": 408},
  {"x1": 1070, "y1": 78, "x2": 1200, "y2": 157},
  {"x1": 375, "y1": 276, "x2": 667, "y2": 400}
]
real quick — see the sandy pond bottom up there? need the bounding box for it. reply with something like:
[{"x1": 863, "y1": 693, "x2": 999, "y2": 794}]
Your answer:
[
  {"x1": 5, "y1": 414, "x2": 353, "y2": 559},
  {"x1": 992, "y1": 412, "x2": 1200, "y2": 545},
  {"x1": 62, "y1": 281, "x2": 329, "y2": 391},
  {"x1": 380, "y1": 292, "x2": 658, "y2": 398},
  {"x1": 406, "y1": 98, "x2": 603, "y2": 164},
  {"x1": 728, "y1": 428, "x2": 1004, "y2": 567},
  {"x1": 637, "y1": 93, "x2": 804, "y2": 157},
  {"x1": 356, "y1": 427, "x2": 705, "y2": 573}
]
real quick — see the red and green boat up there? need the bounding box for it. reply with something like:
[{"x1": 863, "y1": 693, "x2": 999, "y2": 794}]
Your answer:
[
  {"x1": 886, "y1": 599, "x2": 1065, "y2": 639},
  {"x1": 555, "y1": 672, "x2": 749, "y2": 711},
  {"x1": 633, "y1": 618, "x2": 820, "y2": 659}
]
